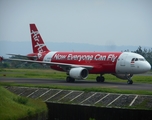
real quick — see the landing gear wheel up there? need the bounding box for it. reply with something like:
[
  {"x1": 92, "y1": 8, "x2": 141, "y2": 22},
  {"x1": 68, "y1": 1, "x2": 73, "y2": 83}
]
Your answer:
[
  {"x1": 96, "y1": 76, "x2": 101, "y2": 82},
  {"x1": 70, "y1": 78, "x2": 75, "y2": 83},
  {"x1": 127, "y1": 80, "x2": 133, "y2": 84},
  {"x1": 66, "y1": 76, "x2": 75, "y2": 83},
  {"x1": 96, "y1": 76, "x2": 105, "y2": 83},
  {"x1": 100, "y1": 76, "x2": 105, "y2": 82},
  {"x1": 66, "y1": 76, "x2": 70, "y2": 82}
]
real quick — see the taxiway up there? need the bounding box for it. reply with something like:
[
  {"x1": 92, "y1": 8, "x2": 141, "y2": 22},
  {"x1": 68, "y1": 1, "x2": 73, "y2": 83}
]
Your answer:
[{"x1": 0, "y1": 78, "x2": 152, "y2": 90}]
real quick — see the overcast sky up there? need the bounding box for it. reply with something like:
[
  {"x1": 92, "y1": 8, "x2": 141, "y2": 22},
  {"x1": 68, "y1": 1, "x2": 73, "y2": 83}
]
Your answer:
[{"x1": 0, "y1": 0, "x2": 152, "y2": 47}]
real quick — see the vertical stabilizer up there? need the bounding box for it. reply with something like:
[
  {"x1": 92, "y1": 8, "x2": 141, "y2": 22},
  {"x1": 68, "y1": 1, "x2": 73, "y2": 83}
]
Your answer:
[{"x1": 30, "y1": 24, "x2": 50, "y2": 53}]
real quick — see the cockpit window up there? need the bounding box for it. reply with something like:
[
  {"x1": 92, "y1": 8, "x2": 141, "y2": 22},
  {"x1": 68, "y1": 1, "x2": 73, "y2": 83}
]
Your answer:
[
  {"x1": 131, "y1": 58, "x2": 135, "y2": 61},
  {"x1": 139, "y1": 58, "x2": 145, "y2": 61},
  {"x1": 131, "y1": 58, "x2": 145, "y2": 62}
]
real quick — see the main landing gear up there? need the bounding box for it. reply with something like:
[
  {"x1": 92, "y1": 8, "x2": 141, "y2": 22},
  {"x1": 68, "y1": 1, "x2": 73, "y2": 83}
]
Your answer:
[
  {"x1": 96, "y1": 75, "x2": 105, "y2": 83},
  {"x1": 66, "y1": 76, "x2": 75, "y2": 83}
]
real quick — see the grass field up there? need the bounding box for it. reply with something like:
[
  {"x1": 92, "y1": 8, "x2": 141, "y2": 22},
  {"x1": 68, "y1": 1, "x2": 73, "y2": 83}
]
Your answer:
[
  {"x1": 0, "y1": 68, "x2": 152, "y2": 83},
  {"x1": 0, "y1": 86, "x2": 48, "y2": 120}
]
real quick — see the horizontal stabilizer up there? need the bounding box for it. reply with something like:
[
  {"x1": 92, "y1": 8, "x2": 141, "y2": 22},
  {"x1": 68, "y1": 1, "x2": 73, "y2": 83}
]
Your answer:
[{"x1": 7, "y1": 54, "x2": 37, "y2": 59}]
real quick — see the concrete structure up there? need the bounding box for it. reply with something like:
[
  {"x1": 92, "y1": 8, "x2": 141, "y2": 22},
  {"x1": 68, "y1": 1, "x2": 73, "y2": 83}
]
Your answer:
[{"x1": 5, "y1": 86, "x2": 152, "y2": 109}]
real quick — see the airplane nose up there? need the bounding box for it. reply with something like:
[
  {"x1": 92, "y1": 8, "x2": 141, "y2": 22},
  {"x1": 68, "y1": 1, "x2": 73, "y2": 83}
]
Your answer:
[{"x1": 145, "y1": 62, "x2": 151, "y2": 71}]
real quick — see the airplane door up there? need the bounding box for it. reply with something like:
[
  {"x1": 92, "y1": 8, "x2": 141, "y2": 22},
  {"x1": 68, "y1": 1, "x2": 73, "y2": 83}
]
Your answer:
[
  {"x1": 116, "y1": 53, "x2": 128, "y2": 73},
  {"x1": 120, "y1": 54, "x2": 128, "y2": 66}
]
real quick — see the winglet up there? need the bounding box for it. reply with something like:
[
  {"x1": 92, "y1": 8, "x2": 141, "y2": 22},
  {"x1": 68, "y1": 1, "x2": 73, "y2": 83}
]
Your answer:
[{"x1": 30, "y1": 24, "x2": 50, "y2": 53}]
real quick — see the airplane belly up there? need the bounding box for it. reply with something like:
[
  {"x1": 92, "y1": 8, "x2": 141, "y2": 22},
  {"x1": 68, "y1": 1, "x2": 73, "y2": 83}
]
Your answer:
[{"x1": 51, "y1": 65, "x2": 64, "y2": 71}]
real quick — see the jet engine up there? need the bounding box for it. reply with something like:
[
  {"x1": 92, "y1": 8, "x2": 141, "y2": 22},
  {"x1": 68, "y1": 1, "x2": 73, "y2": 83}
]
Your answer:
[
  {"x1": 69, "y1": 67, "x2": 88, "y2": 79},
  {"x1": 113, "y1": 74, "x2": 133, "y2": 80}
]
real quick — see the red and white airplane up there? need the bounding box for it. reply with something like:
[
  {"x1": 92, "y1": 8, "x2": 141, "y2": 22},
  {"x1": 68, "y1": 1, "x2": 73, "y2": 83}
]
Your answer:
[{"x1": 1, "y1": 24, "x2": 151, "y2": 84}]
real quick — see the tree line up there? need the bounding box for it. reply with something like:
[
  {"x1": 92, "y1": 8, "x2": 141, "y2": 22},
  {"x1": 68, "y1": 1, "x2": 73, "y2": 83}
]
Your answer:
[{"x1": 0, "y1": 46, "x2": 152, "y2": 69}]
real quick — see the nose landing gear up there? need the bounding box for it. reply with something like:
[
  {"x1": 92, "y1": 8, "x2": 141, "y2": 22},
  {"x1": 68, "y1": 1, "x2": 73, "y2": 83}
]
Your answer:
[
  {"x1": 126, "y1": 74, "x2": 133, "y2": 84},
  {"x1": 127, "y1": 79, "x2": 133, "y2": 84}
]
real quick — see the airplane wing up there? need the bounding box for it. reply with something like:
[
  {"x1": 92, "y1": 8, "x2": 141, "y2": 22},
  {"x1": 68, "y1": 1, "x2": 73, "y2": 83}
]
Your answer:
[{"x1": 0, "y1": 57, "x2": 93, "y2": 69}]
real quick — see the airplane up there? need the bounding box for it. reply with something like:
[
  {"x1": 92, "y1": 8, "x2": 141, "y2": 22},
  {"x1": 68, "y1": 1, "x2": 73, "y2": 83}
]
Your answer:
[{"x1": 0, "y1": 24, "x2": 151, "y2": 84}]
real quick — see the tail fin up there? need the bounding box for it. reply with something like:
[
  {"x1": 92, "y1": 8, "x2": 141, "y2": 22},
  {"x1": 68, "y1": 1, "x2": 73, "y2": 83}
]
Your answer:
[{"x1": 30, "y1": 24, "x2": 50, "y2": 53}]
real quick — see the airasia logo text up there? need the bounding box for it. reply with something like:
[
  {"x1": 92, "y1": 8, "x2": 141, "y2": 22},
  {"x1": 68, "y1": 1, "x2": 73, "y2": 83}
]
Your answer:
[
  {"x1": 53, "y1": 53, "x2": 117, "y2": 62},
  {"x1": 31, "y1": 30, "x2": 45, "y2": 53}
]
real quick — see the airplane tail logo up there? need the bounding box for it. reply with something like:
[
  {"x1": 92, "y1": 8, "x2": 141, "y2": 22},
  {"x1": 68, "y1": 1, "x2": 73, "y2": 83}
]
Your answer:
[{"x1": 30, "y1": 24, "x2": 50, "y2": 53}]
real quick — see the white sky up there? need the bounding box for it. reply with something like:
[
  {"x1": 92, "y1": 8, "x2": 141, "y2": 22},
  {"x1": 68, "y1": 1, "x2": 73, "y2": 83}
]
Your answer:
[{"x1": 0, "y1": 0, "x2": 152, "y2": 47}]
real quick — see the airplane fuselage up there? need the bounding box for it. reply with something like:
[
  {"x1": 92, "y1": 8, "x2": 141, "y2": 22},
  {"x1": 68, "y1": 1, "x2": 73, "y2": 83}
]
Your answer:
[{"x1": 28, "y1": 51, "x2": 150, "y2": 75}]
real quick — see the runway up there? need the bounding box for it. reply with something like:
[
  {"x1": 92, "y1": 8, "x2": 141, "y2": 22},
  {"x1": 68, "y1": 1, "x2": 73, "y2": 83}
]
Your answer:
[{"x1": 0, "y1": 77, "x2": 152, "y2": 90}]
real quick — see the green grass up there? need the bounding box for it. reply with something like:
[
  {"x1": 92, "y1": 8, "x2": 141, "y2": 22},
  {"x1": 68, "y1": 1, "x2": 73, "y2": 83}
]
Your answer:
[
  {"x1": 0, "y1": 68, "x2": 67, "y2": 79},
  {"x1": 128, "y1": 99, "x2": 152, "y2": 110},
  {"x1": 0, "y1": 68, "x2": 152, "y2": 83},
  {"x1": 0, "y1": 86, "x2": 48, "y2": 120}
]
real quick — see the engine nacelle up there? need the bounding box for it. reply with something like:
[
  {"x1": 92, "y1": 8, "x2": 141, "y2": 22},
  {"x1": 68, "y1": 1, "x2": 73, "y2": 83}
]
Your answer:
[
  {"x1": 69, "y1": 67, "x2": 88, "y2": 80},
  {"x1": 114, "y1": 74, "x2": 133, "y2": 80}
]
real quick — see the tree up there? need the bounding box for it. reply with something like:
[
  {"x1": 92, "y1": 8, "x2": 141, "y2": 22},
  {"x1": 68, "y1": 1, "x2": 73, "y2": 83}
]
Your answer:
[
  {"x1": 0, "y1": 62, "x2": 10, "y2": 68},
  {"x1": 134, "y1": 46, "x2": 152, "y2": 67}
]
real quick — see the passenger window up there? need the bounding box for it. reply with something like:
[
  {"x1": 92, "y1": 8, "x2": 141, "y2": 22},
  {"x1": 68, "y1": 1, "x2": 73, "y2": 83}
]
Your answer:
[{"x1": 135, "y1": 58, "x2": 138, "y2": 61}]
